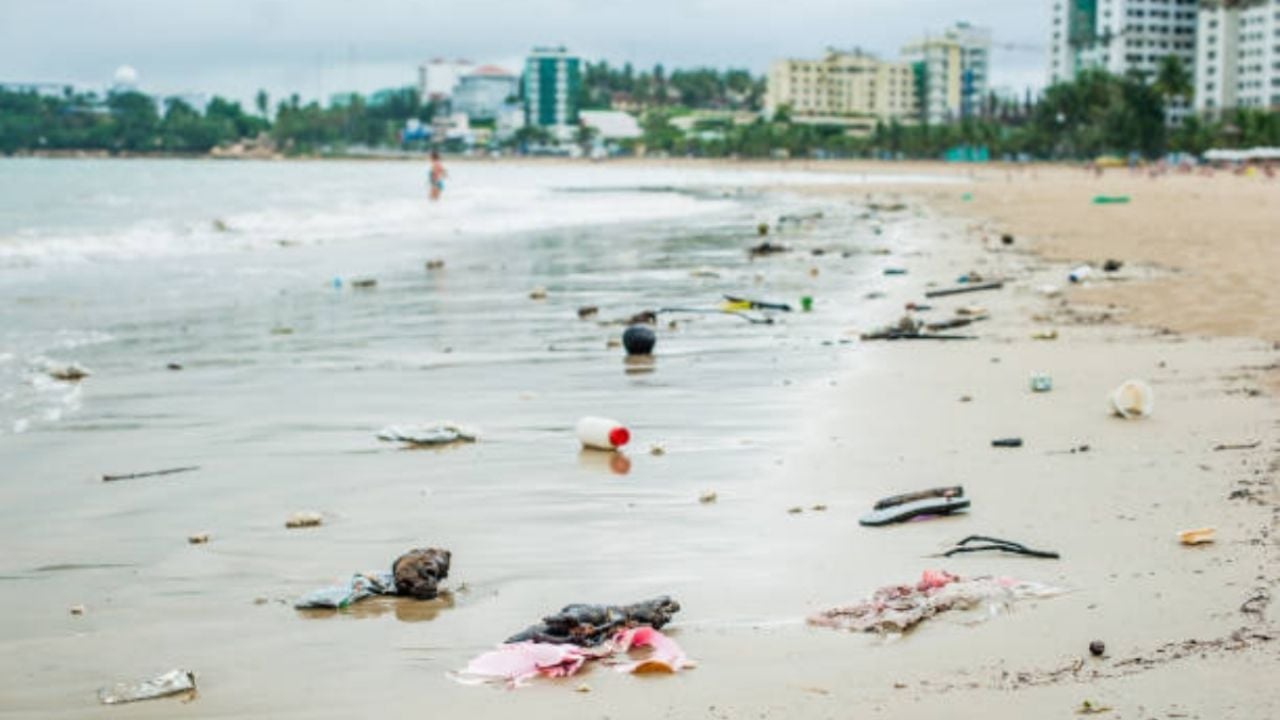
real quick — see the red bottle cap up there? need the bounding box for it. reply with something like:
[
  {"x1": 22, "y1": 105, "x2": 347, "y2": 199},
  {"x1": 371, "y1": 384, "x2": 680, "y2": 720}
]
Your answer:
[{"x1": 608, "y1": 426, "x2": 630, "y2": 448}]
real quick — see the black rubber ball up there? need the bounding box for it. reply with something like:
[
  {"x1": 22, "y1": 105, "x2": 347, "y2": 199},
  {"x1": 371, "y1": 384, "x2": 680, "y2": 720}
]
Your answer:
[{"x1": 622, "y1": 325, "x2": 656, "y2": 356}]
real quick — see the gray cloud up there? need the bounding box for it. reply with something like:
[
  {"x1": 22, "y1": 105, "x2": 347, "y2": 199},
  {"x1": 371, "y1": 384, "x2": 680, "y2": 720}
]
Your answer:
[{"x1": 1, "y1": 0, "x2": 1048, "y2": 105}]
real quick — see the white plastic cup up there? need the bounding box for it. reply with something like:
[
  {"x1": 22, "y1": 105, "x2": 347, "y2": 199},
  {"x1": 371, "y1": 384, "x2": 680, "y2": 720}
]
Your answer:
[
  {"x1": 576, "y1": 416, "x2": 631, "y2": 450},
  {"x1": 1110, "y1": 379, "x2": 1154, "y2": 419}
]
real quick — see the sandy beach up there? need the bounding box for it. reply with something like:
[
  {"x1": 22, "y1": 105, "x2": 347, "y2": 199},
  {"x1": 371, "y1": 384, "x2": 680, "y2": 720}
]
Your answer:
[{"x1": 0, "y1": 158, "x2": 1276, "y2": 718}]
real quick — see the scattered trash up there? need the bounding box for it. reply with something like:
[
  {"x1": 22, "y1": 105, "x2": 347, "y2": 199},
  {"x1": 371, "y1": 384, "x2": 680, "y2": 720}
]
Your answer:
[
  {"x1": 70, "y1": 604, "x2": 85, "y2": 615},
  {"x1": 1110, "y1": 380, "x2": 1154, "y2": 419},
  {"x1": 860, "y1": 492, "x2": 970, "y2": 526},
  {"x1": 102, "y1": 466, "x2": 200, "y2": 483},
  {"x1": 627, "y1": 310, "x2": 657, "y2": 325},
  {"x1": 351, "y1": 278, "x2": 377, "y2": 289},
  {"x1": 1213, "y1": 440, "x2": 1260, "y2": 451},
  {"x1": 925, "y1": 317, "x2": 980, "y2": 332},
  {"x1": 425, "y1": 258, "x2": 445, "y2": 270},
  {"x1": 648, "y1": 443, "x2": 666, "y2": 456},
  {"x1": 862, "y1": 315, "x2": 976, "y2": 341},
  {"x1": 529, "y1": 286, "x2": 548, "y2": 300},
  {"x1": 689, "y1": 267, "x2": 721, "y2": 278},
  {"x1": 394, "y1": 547, "x2": 452, "y2": 599},
  {"x1": 992, "y1": 438, "x2": 1024, "y2": 448},
  {"x1": 699, "y1": 491, "x2": 717, "y2": 504},
  {"x1": 1102, "y1": 259, "x2": 1123, "y2": 272},
  {"x1": 1039, "y1": 284, "x2": 1063, "y2": 298},
  {"x1": 961, "y1": 193, "x2": 973, "y2": 202},
  {"x1": 614, "y1": 625, "x2": 694, "y2": 674},
  {"x1": 212, "y1": 218, "x2": 230, "y2": 232},
  {"x1": 1089, "y1": 640, "x2": 1106, "y2": 657},
  {"x1": 808, "y1": 570, "x2": 1063, "y2": 634},
  {"x1": 506, "y1": 596, "x2": 681, "y2": 645},
  {"x1": 296, "y1": 571, "x2": 395, "y2": 609},
  {"x1": 1178, "y1": 528, "x2": 1215, "y2": 546},
  {"x1": 606, "y1": 338, "x2": 622, "y2": 349},
  {"x1": 808, "y1": 267, "x2": 820, "y2": 277},
  {"x1": 757, "y1": 222, "x2": 769, "y2": 236},
  {"x1": 47, "y1": 363, "x2": 90, "y2": 382},
  {"x1": 883, "y1": 267, "x2": 907, "y2": 276},
  {"x1": 1030, "y1": 373, "x2": 1053, "y2": 393},
  {"x1": 1069, "y1": 265, "x2": 1092, "y2": 284},
  {"x1": 723, "y1": 294, "x2": 791, "y2": 312},
  {"x1": 873, "y1": 486, "x2": 963, "y2": 510},
  {"x1": 576, "y1": 416, "x2": 630, "y2": 451},
  {"x1": 575, "y1": 683, "x2": 591, "y2": 693},
  {"x1": 800, "y1": 296, "x2": 814, "y2": 312},
  {"x1": 1091, "y1": 195, "x2": 1130, "y2": 205},
  {"x1": 295, "y1": 547, "x2": 451, "y2": 608},
  {"x1": 924, "y1": 281, "x2": 1004, "y2": 298},
  {"x1": 187, "y1": 533, "x2": 210, "y2": 545},
  {"x1": 577, "y1": 306, "x2": 599, "y2": 319},
  {"x1": 457, "y1": 625, "x2": 693, "y2": 688},
  {"x1": 377, "y1": 424, "x2": 478, "y2": 447},
  {"x1": 622, "y1": 325, "x2": 656, "y2": 356},
  {"x1": 937, "y1": 535, "x2": 1060, "y2": 559},
  {"x1": 1076, "y1": 699, "x2": 1113, "y2": 715},
  {"x1": 748, "y1": 240, "x2": 788, "y2": 258},
  {"x1": 285, "y1": 511, "x2": 323, "y2": 529},
  {"x1": 98, "y1": 669, "x2": 196, "y2": 705},
  {"x1": 1032, "y1": 330, "x2": 1059, "y2": 341}
]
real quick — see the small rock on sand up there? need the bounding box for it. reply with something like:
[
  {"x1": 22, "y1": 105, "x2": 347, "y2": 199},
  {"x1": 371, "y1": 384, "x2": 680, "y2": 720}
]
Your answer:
[
  {"x1": 69, "y1": 604, "x2": 85, "y2": 616},
  {"x1": 699, "y1": 492, "x2": 717, "y2": 504},
  {"x1": 529, "y1": 286, "x2": 548, "y2": 300},
  {"x1": 188, "y1": 533, "x2": 210, "y2": 545},
  {"x1": 285, "y1": 511, "x2": 323, "y2": 529}
]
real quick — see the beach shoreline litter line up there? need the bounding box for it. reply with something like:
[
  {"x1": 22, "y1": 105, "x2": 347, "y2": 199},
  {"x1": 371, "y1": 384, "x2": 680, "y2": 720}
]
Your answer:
[{"x1": 808, "y1": 570, "x2": 1063, "y2": 634}]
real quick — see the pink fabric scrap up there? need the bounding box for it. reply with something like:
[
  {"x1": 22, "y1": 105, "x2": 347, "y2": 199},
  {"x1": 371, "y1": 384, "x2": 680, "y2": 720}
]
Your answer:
[
  {"x1": 612, "y1": 626, "x2": 695, "y2": 674},
  {"x1": 456, "y1": 627, "x2": 694, "y2": 688},
  {"x1": 460, "y1": 642, "x2": 591, "y2": 687}
]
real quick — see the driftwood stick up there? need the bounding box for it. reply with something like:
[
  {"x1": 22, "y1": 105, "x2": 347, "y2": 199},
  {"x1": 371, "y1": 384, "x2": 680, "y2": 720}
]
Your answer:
[
  {"x1": 1213, "y1": 441, "x2": 1261, "y2": 451},
  {"x1": 924, "y1": 281, "x2": 1005, "y2": 298},
  {"x1": 102, "y1": 466, "x2": 201, "y2": 483}
]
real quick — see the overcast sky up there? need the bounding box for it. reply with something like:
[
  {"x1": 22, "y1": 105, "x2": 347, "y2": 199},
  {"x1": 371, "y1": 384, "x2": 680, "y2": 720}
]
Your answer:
[{"x1": 1, "y1": 0, "x2": 1049, "y2": 107}]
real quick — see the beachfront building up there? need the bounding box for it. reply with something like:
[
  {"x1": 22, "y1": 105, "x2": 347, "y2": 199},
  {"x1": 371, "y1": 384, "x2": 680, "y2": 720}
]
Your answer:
[
  {"x1": 1047, "y1": 0, "x2": 1199, "y2": 121},
  {"x1": 523, "y1": 46, "x2": 582, "y2": 142},
  {"x1": 765, "y1": 49, "x2": 917, "y2": 134},
  {"x1": 901, "y1": 22, "x2": 992, "y2": 124},
  {"x1": 1195, "y1": 0, "x2": 1280, "y2": 114},
  {"x1": 453, "y1": 65, "x2": 519, "y2": 121}
]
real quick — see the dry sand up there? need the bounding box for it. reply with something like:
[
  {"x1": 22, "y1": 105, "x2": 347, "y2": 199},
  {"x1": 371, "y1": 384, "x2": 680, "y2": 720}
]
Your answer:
[{"x1": 2, "y1": 160, "x2": 1277, "y2": 718}]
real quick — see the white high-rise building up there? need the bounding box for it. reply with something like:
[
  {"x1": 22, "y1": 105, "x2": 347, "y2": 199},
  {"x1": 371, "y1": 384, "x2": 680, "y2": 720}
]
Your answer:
[
  {"x1": 902, "y1": 22, "x2": 992, "y2": 124},
  {"x1": 1195, "y1": 1, "x2": 1280, "y2": 114},
  {"x1": 1047, "y1": 0, "x2": 1199, "y2": 120}
]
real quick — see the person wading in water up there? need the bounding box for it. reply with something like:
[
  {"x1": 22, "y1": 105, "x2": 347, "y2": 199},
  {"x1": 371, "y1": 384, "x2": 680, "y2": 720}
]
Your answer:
[{"x1": 428, "y1": 151, "x2": 447, "y2": 201}]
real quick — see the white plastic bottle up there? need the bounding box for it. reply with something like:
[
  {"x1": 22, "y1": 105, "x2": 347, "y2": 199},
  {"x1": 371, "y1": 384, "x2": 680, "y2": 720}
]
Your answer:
[{"x1": 576, "y1": 417, "x2": 631, "y2": 450}]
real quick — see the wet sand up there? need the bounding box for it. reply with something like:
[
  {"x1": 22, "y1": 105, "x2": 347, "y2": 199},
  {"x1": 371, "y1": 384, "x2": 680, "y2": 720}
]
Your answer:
[{"x1": 1, "y1": 160, "x2": 1277, "y2": 718}]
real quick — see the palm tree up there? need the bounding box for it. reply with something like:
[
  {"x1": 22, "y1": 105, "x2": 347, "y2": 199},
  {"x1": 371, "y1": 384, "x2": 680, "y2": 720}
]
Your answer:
[
  {"x1": 255, "y1": 89, "x2": 270, "y2": 121},
  {"x1": 1153, "y1": 56, "x2": 1192, "y2": 107}
]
